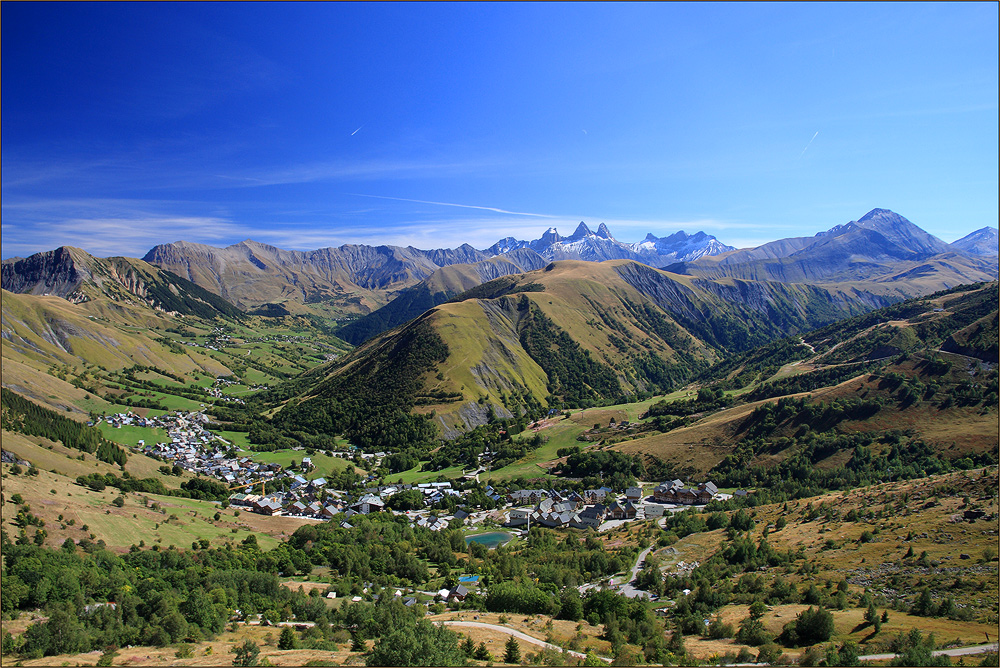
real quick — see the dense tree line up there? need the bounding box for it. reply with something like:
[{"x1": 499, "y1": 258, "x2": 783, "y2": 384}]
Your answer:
[
  {"x1": 558, "y1": 450, "x2": 645, "y2": 490},
  {"x1": 644, "y1": 386, "x2": 733, "y2": 419},
  {"x1": 267, "y1": 317, "x2": 446, "y2": 453},
  {"x1": 519, "y1": 300, "x2": 624, "y2": 408},
  {"x1": 0, "y1": 537, "x2": 322, "y2": 659},
  {"x1": 73, "y1": 471, "x2": 230, "y2": 501},
  {"x1": 1, "y1": 388, "x2": 127, "y2": 466}
]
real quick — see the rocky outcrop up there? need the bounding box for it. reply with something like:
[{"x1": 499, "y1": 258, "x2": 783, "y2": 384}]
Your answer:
[{"x1": 2, "y1": 246, "x2": 91, "y2": 297}]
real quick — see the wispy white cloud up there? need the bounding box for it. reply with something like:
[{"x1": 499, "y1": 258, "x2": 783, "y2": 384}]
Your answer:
[
  {"x1": 350, "y1": 194, "x2": 557, "y2": 218},
  {"x1": 1, "y1": 198, "x2": 252, "y2": 258}
]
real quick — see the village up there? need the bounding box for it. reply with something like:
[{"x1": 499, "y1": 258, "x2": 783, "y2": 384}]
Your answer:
[{"x1": 99, "y1": 409, "x2": 737, "y2": 537}]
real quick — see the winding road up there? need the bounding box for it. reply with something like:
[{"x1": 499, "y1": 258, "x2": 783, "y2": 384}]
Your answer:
[
  {"x1": 439, "y1": 620, "x2": 611, "y2": 662},
  {"x1": 857, "y1": 642, "x2": 998, "y2": 662}
]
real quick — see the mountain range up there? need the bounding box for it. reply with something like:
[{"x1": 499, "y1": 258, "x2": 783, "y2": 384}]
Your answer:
[
  {"x1": 485, "y1": 221, "x2": 735, "y2": 265},
  {"x1": 2, "y1": 208, "x2": 997, "y2": 436}
]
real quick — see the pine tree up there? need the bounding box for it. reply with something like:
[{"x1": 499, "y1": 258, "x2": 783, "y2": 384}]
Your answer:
[
  {"x1": 278, "y1": 626, "x2": 297, "y2": 650},
  {"x1": 504, "y1": 635, "x2": 521, "y2": 664}
]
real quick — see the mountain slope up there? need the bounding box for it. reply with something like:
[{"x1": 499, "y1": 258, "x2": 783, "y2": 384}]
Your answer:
[
  {"x1": 667, "y1": 209, "x2": 998, "y2": 287},
  {"x1": 614, "y1": 282, "x2": 998, "y2": 478},
  {"x1": 336, "y1": 249, "x2": 548, "y2": 345},
  {"x1": 273, "y1": 260, "x2": 909, "y2": 437},
  {"x1": 143, "y1": 239, "x2": 491, "y2": 317},
  {"x1": 2, "y1": 247, "x2": 243, "y2": 321},
  {"x1": 951, "y1": 227, "x2": 999, "y2": 257}
]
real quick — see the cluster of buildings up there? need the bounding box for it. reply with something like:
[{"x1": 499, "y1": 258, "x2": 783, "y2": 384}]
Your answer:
[
  {"x1": 653, "y1": 480, "x2": 721, "y2": 505},
  {"x1": 115, "y1": 407, "x2": 740, "y2": 536},
  {"x1": 501, "y1": 481, "x2": 727, "y2": 531}
]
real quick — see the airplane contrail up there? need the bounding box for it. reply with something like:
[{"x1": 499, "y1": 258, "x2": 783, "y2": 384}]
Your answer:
[
  {"x1": 351, "y1": 193, "x2": 556, "y2": 217},
  {"x1": 800, "y1": 131, "x2": 819, "y2": 157},
  {"x1": 351, "y1": 125, "x2": 363, "y2": 136}
]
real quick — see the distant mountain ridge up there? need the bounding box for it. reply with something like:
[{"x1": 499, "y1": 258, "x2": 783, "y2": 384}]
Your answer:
[
  {"x1": 485, "y1": 221, "x2": 736, "y2": 265},
  {"x1": 141, "y1": 239, "x2": 492, "y2": 315},
  {"x1": 951, "y1": 227, "x2": 999, "y2": 257},
  {"x1": 666, "y1": 208, "x2": 998, "y2": 286},
  {"x1": 5, "y1": 208, "x2": 995, "y2": 333},
  {"x1": 1, "y1": 246, "x2": 242, "y2": 320}
]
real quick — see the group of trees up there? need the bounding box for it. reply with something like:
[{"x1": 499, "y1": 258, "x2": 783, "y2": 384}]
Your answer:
[
  {"x1": 519, "y1": 302, "x2": 625, "y2": 408},
  {"x1": 1, "y1": 388, "x2": 128, "y2": 466},
  {"x1": 0, "y1": 537, "x2": 325, "y2": 659},
  {"x1": 557, "y1": 450, "x2": 645, "y2": 491}
]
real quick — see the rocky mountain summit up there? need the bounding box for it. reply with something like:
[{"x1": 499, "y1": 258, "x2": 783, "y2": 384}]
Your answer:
[{"x1": 485, "y1": 222, "x2": 735, "y2": 266}]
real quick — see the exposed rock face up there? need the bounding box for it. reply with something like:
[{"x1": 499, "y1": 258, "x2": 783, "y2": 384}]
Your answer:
[
  {"x1": 2, "y1": 246, "x2": 90, "y2": 297},
  {"x1": 2, "y1": 246, "x2": 242, "y2": 319}
]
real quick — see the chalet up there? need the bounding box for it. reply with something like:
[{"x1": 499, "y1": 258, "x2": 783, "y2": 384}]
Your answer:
[
  {"x1": 644, "y1": 503, "x2": 665, "y2": 518},
  {"x1": 626, "y1": 486, "x2": 643, "y2": 502},
  {"x1": 447, "y1": 585, "x2": 470, "y2": 602},
  {"x1": 653, "y1": 480, "x2": 684, "y2": 502},
  {"x1": 321, "y1": 505, "x2": 340, "y2": 519},
  {"x1": 229, "y1": 493, "x2": 252, "y2": 507},
  {"x1": 576, "y1": 504, "x2": 607, "y2": 528},
  {"x1": 509, "y1": 489, "x2": 546, "y2": 505},
  {"x1": 674, "y1": 488, "x2": 699, "y2": 505},
  {"x1": 552, "y1": 501, "x2": 576, "y2": 514},
  {"x1": 255, "y1": 499, "x2": 282, "y2": 516},
  {"x1": 453, "y1": 509, "x2": 470, "y2": 523},
  {"x1": 582, "y1": 489, "x2": 608, "y2": 504},
  {"x1": 351, "y1": 494, "x2": 385, "y2": 514},
  {"x1": 289, "y1": 501, "x2": 309, "y2": 515},
  {"x1": 622, "y1": 500, "x2": 638, "y2": 519},
  {"x1": 607, "y1": 500, "x2": 626, "y2": 520}
]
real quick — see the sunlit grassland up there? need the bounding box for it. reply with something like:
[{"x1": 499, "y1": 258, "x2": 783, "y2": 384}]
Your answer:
[
  {"x1": 238, "y1": 449, "x2": 362, "y2": 479},
  {"x1": 390, "y1": 463, "x2": 467, "y2": 485},
  {"x1": 98, "y1": 422, "x2": 171, "y2": 448}
]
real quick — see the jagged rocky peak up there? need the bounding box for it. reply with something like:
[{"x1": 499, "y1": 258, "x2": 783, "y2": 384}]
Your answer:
[
  {"x1": 539, "y1": 227, "x2": 561, "y2": 246},
  {"x1": 570, "y1": 221, "x2": 593, "y2": 240},
  {"x1": 596, "y1": 223, "x2": 614, "y2": 240}
]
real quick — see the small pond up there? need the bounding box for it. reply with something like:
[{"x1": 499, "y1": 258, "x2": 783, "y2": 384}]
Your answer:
[{"x1": 464, "y1": 532, "x2": 513, "y2": 549}]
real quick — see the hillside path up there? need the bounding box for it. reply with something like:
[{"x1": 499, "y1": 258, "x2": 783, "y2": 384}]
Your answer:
[
  {"x1": 857, "y1": 642, "x2": 998, "y2": 661},
  {"x1": 439, "y1": 620, "x2": 610, "y2": 661}
]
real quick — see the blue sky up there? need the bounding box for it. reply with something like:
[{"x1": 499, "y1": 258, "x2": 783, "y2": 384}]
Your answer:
[{"x1": 2, "y1": 2, "x2": 997, "y2": 259}]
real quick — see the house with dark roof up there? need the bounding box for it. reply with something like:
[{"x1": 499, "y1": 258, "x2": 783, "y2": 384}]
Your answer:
[{"x1": 447, "y1": 584, "x2": 470, "y2": 602}]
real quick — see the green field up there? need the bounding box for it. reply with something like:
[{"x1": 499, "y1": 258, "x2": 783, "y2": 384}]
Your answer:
[
  {"x1": 238, "y1": 449, "x2": 360, "y2": 479},
  {"x1": 72, "y1": 491, "x2": 282, "y2": 551},
  {"x1": 390, "y1": 463, "x2": 467, "y2": 485},
  {"x1": 98, "y1": 422, "x2": 170, "y2": 448}
]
